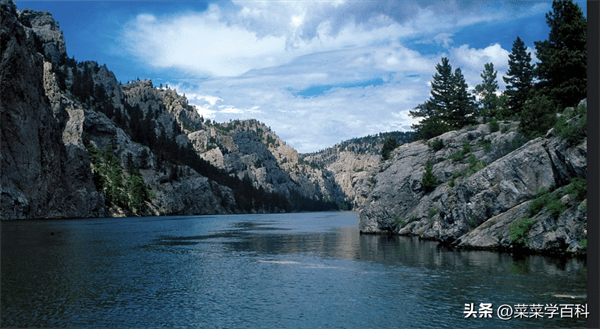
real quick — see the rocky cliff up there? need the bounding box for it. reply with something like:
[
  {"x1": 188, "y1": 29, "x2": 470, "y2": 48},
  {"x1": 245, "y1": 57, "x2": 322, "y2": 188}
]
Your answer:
[
  {"x1": 302, "y1": 132, "x2": 414, "y2": 208},
  {"x1": 1, "y1": 0, "x2": 105, "y2": 219},
  {"x1": 358, "y1": 107, "x2": 587, "y2": 254},
  {"x1": 3, "y1": 1, "x2": 398, "y2": 219},
  {"x1": 1, "y1": 1, "x2": 257, "y2": 218}
]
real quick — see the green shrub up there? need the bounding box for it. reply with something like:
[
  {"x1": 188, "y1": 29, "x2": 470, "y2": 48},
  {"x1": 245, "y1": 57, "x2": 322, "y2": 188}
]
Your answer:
[
  {"x1": 422, "y1": 160, "x2": 439, "y2": 192},
  {"x1": 545, "y1": 196, "x2": 567, "y2": 218},
  {"x1": 428, "y1": 207, "x2": 439, "y2": 218},
  {"x1": 451, "y1": 172, "x2": 463, "y2": 179},
  {"x1": 392, "y1": 215, "x2": 407, "y2": 230},
  {"x1": 489, "y1": 117, "x2": 499, "y2": 132},
  {"x1": 501, "y1": 125, "x2": 510, "y2": 133},
  {"x1": 580, "y1": 238, "x2": 587, "y2": 251},
  {"x1": 462, "y1": 141, "x2": 472, "y2": 153},
  {"x1": 467, "y1": 154, "x2": 478, "y2": 167},
  {"x1": 554, "y1": 104, "x2": 587, "y2": 145},
  {"x1": 484, "y1": 142, "x2": 491, "y2": 153},
  {"x1": 428, "y1": 138, "x2": 444, "y2": 151},
  {"x1": 528, "y1": 188, "x2": 551, "y2": 217},
  {"x1": 478, "y1": 138, "x2": 492, "y2": 153},
  {"x1": 449, "y1": 141, "x2": 472, "y2": 161},
  {"x1": 467, "y1": 215, "x2": 480, "y2": 228},
  {"x1": 449, "y1": 178, "x2": 456, "y2": 187},
  {"x1": 564, "y1": 177, "x2": 587, "y2": 202},
  {"x1": 528, "y1": 186, "x2": 569, "y2": 219},
  {"x1": 509, "y1": 217, "x2": 537, "y2": 245}
]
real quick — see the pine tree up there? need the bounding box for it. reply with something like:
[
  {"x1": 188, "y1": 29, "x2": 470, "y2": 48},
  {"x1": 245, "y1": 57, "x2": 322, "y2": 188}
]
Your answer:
[
  {"x1": 475, "y1": 63, "x2": 499, "y2": 122},
  {"x1": 410, "y1": 102, "x2": 448, "y2": 140},
  {"x1": 421, "y1": 160, "x2": 438, "y2": 193},
  {"x1": 410, "y1": 57, "x2": 476, "y2": 139},
  {"x1": 534, "y1": 0, "x2": 587, "y2": 109},
  {"x1": 503, "y1": 37, "x2": 534, "y2": 118},
  {"x1": 410, "y1": 58, "x2": 454, "y2": 139},
  {"x1": 381, "y1": 136, "x2": 399, "y2": 160},
  {"x1": 447, "y1": 68, "x2": 477, "y2": 129},
  {"x1": 519, "y1": 92, "x2": 557, "y2": 137}
]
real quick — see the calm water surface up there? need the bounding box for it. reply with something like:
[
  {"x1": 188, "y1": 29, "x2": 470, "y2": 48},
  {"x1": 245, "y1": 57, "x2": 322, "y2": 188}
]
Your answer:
[{"x1": 1, "y1": 212, "x2": 587, "y2": 328}]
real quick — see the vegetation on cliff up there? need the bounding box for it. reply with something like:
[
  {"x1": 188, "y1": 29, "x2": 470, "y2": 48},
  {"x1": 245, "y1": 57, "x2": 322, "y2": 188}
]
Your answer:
[
  {"x1": 361, "y1": 0, "x2": 587, "y2": 254},
  {"x1": 410, "y1": 0, "x2": 586, "y2": 142},
  {"x1": 86, "y1": 140, "x2": 154, "y2": 213}
]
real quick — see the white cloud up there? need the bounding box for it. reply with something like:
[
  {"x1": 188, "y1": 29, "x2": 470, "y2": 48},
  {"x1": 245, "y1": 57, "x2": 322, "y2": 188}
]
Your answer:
[
  {"x1": 449, "y1": 43, "x2": 510, "y2": 89},
  {"x1": 121, "y1": 0, "x2": 537, "y2": 79},
  {"x1": 122, "y1": 4, "x2": 287, "y2": 77},
  {"x1": 194, "y1": 105, "x2": 217, "y2": 119},
  {"x1": 434, "y1": 33, "x2": 454, "y2": 48},
  {"x1": 171, "y1": 71, "x2": 429, "y2": 152},
  {"x1": 116, "y1": 0, "x2": 553, "y2": 152}
]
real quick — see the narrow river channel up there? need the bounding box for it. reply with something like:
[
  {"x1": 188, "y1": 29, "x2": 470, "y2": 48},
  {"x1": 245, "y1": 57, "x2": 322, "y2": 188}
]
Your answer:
[{"x1": 1, "y1": 212, "x2": 587, "y2": 328}]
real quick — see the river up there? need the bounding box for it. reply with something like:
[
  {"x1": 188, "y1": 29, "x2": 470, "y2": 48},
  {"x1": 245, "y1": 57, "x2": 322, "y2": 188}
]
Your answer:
[{"x1": 1, "y1": 212, "x2": 587, "y2": 328}]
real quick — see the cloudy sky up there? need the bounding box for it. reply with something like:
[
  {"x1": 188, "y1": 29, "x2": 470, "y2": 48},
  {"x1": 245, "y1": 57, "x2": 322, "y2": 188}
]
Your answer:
[{"x1": 16, "y1": 1, "x2": 587, "y2": 153}]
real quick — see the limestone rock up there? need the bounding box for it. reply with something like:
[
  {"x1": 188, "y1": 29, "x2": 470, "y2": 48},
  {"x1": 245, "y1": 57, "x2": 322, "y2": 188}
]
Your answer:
[
  {"x1": 455, "y1": 199, "x2": 587, "y2": 254},
  {"x1": 1, "y1": 3, "x2": 104, "y2": 219},
  {"x1": 359, "y1": 120, "x2": 587, "y2": 254},
  {"x1": 18, "y1": 7, "x2": 67, "y2": 65},
  {"x1": 153, "y1": 175, "x2": 234, "y2": 215}
]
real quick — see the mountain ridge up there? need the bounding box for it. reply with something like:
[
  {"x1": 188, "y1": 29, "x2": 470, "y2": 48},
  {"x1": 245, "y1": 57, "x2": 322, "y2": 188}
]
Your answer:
[
  {"x1": 1, "y1": 1, "x2": 587, "y2": 256},
  {"x1": 1, "y1": 1, "x2": 405, "y2": 218}
]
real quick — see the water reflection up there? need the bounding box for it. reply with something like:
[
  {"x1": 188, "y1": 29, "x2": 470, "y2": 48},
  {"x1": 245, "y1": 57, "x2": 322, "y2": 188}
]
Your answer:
[{"x1": 1, "y1": 213, "x2": 587, "y2": 329}]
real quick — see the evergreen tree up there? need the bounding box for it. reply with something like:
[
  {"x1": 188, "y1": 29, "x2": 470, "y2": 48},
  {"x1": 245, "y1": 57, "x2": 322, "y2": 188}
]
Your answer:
[
  {"x1": 126, "y1": 169, "x2": 152, "y2": 212},
  {"x1": 534, "y1": 0, "x2": 587, "y2": 109},
  {"x1": 410, "y1": 101, "x2": 448, "y2": 140},
  {"x1": 410, "y1": 57, "x2": 476, "y2": 139},
  {"x1": 503, "y1": 37, "x2": 534, "y2": 118},
  {"x1": 410, "y1": 58, "x2": 454, "y2": 139},
  {"x1": 447, "y1": 68, "x2": 477, "y2": 129},
  {"x1": 519, "y1": 92, "x2": 558, "y2": 137},
  {"x1": 475, "y1": 63, "x2": 499, "y2": 121},
  {"x1": 381, "y1": 136, "x2": 399, "y2": 160},
  {"x1": 421, "y1": 160, "x2": 438, "y2": 193}
]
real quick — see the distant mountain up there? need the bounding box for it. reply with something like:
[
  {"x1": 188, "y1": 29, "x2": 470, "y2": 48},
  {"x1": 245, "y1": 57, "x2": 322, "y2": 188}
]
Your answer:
[{"x1": 0, "y1": 0, "x2": 588, "y2": 255}]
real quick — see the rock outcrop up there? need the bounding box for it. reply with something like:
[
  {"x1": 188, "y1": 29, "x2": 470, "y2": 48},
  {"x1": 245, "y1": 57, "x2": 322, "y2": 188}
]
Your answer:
[
  {"x1": 302, "y1": 132, "x2": 414, "y2": 208},
  {"x1": 1, "y1": 0, "x2": 105, "y2": 219},
  {"x1": 358, "y1": 115, "x2": 587, "y2": 254},
  {"x1": 1, "y1": 1, "x2": 365, "y2": 219},
  {"x1": 7, "y1": 0, "x2": 584, "y2": 256},
  {"x1": 17, "y1": 7, "x2": 67, "y2": 65}
]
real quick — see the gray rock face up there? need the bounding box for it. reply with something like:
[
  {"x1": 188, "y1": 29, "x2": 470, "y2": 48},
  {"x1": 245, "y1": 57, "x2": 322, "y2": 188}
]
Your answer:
[
  {"x1": 152, "y1": 175, "x2": 234, "y2": 215},
  {"x1": 455, "y1": 199, "x2": 587, "y2": 254},
  {"x1": 358, "y1": 121, "x2": 587, "y2": 253},
  {"x1": 1, "y1": 4, "x2": 104, "y2": 219},
  {"x1": 18, "y1": 7, "x2": 67, "y2": 65},
  {"x1": 183, "y1": 119, "x2": 348, "y2": 203},
  {"x1": 325, "y1": 151, "x2": 380, "y2": 208},
  {"x1": 122, "y1": 80, "x2": 204, "y2": 139}
]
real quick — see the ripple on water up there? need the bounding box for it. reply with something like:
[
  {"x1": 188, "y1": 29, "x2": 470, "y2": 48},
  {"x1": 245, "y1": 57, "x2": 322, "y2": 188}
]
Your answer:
[{"x1": 1, "y1": 212, "x2": 588, "y2": 329}]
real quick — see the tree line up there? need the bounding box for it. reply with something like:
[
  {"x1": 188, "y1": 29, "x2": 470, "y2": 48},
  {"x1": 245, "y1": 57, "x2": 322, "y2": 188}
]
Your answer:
[{"x1": 409, "y1": 0, "x2": 586, "y2": 140}]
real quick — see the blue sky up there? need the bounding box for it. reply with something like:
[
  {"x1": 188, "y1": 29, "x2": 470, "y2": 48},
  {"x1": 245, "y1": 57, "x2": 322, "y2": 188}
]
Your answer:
[{"x1": 15, "y1": 1, "x2": 588, "y2": 153}]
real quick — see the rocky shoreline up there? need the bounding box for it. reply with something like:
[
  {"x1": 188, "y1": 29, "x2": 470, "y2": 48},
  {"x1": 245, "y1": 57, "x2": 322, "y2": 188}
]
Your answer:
[{"x1": 358, "y1": 113, "x2": 587, "y2": 255}]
